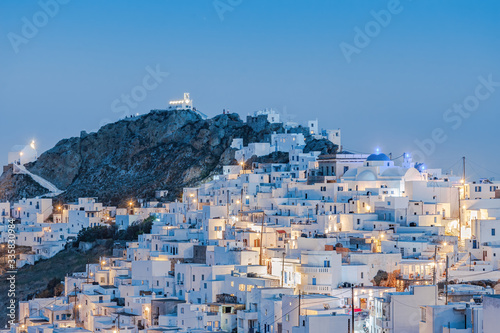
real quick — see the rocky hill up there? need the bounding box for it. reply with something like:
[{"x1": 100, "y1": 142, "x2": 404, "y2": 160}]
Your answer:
[{"x1": 0, "y1": 110, "x2": 337, "y2": 206}]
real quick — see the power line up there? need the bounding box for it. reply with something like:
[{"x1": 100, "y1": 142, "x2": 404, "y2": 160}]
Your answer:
[
  {"x1": 467, "y1": 160, "x2": 500, "y2": 178},
  {"x1": 449, "y1": 268, "x2": 500, "y2": 279}
]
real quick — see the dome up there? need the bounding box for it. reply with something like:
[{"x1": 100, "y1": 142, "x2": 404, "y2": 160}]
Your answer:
[
  {"x1": 381, "y1": 167, "x2": 406, "y2": 177},
  {"x1": 356, "y1": 170, "x2": 377, "y2": 181},
  {"x1": 366, "y1": 153, "x2": 391, "y2": 161}
]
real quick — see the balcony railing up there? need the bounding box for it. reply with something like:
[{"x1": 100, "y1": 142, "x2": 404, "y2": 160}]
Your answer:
[
  {"x1": 303, "y1": 285, "x2": 332, "y2": 293},
  {"x1": 297, "y1": 266, "x2": 331, "y2": 274}
]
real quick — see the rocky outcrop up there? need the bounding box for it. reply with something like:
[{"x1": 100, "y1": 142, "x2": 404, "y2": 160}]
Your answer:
[
  {"x1": 1, "y1": 110, "x2": 338, "y2": 206},
  {"x1": 0, "y1": 165, "x2": 48, "y2": 201},
  {"x1": 245, "y1": 151, "x2": 290, "y2": 165},
  {"x1": 303, "y1": 138, "x2": 338, "y2": 155}
]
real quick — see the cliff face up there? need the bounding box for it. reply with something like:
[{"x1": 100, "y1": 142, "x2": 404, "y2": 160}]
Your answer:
[
  {"x1": 0, "y1": 165, "x2": 48, "y2": 201},
  {"x1": 0, "y1": 110, "x2": 337, "y2": 206}
]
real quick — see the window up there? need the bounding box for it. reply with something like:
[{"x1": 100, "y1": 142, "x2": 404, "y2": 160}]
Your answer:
[
  {"x1": 475, "y1": 186, "x2": 482, "y2": 192},
  {"x1": 231, "y1": 281, "x2": 234, "y2": 287},
  {"x1": 201, "y1": 274, "x2": 205, "y2": 280},
  {"x1": 492, "y1": 229, "x2": 496, "y2": 236},
  {"x1": 413, "y1": 248, "x2": 417, "y2": 252},
  {"x1": 181, "y1": 308, "x2": 184, "y2": 314},
  {"x1": 361, "y1": 272, "x2": 364, "y2": 279},
  {"x1": 239, "y1": 284, "x2": 245, "y2": 291},
  {"x1": 247, "y1": 285, "x2": 253, "y2": 291},
  {"x1": 324, "y1": 260, "x2": 330, "y2": 267}
]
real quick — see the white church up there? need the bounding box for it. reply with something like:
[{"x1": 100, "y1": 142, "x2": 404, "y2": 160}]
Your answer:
[{"x1": 8, "y1": 140, "x2": 38, "y2": 165}]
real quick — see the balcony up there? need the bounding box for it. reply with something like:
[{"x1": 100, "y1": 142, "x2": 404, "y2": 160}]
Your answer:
[
  {"x1": 297, "y1": 266, "x2": 332, "y2": 274},
  {"x1": 376, "y1": 317, "x2": 391, "y2": 329},
  {"x1": 302, "y1": 285, "x2": 332, "y2": 293},
  {"x1": 399, "y1": 274, "x2": 432, "y2": 281}
]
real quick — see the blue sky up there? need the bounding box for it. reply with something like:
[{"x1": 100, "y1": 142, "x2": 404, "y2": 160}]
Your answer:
[{"x1": 1, "y1": 0, "x2": 499, "y2": 180}]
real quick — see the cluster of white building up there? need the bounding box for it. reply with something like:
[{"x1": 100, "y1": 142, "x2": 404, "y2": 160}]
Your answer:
[
  {"x1": 233, "y1": 109, "x2": 341, "y2": 162},
  {"x1": 4, "y1": 111, "x2": 500, "y2": 333}
]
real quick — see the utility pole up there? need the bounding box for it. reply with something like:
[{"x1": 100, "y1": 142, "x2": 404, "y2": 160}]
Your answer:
[
  {"x1": 433, "y1": 246, "x2": 437, "y2": 285},
  {"x1": 259, "y1": 213, "x2": 265, "y2": 266},
  {"x1": 351, "y1": 285, "x2": 355, "y2": 333},
  {"x1": 281, "y1": 251, "x2": 285, "y2": 287},
  {"x1": 458, "y1": 187, "x2": 462, "y2": 242},
  {"x1": 298, "y1": 291, "x2": 301, "y2": 328},
  {"x1": 459, "y1": 156, "x2": 466, "y2": 242},
  {"x1": 226, "y1": 190, "x2": 229, "y2": 218},
  {"x1": 445, "y1": 255, "x2": 449, "y2": 305},
  {"x1": 73, "y1": 283, "x2": 78, "y2": 321},
  {"x1": 463, "y1": 156, "x2": 466, "y2": 198}
]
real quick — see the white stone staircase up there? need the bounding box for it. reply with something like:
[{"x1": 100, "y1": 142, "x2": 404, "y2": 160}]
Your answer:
[{"x1": 13, "y1": 163, "x2": 64, "y2": 197}]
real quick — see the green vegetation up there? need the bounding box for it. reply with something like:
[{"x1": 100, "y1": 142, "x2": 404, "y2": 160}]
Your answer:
[
  {"x1": 74, "y1": 215, "x2": 154, "y2": 246},
  {"x1": 0, "y1": 243, "x2": 112, "y2": 327},
  {"x1": 0, "y1": 215, "x2": 154, "y2": 327},
  {"x1": 373, "y1": 270, "x2": 389, "y2": 286},
  {"x1": 37, "y1": 278, "x2": 65, "y2": 298}
]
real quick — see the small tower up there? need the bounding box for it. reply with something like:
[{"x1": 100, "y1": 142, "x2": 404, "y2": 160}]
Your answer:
[
  {"x1": 168, "y1": 92, "x2": 193, "y2": 110},
  {"x1": 402, "y1": 152, "x2": 414, "y2": 169}
]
